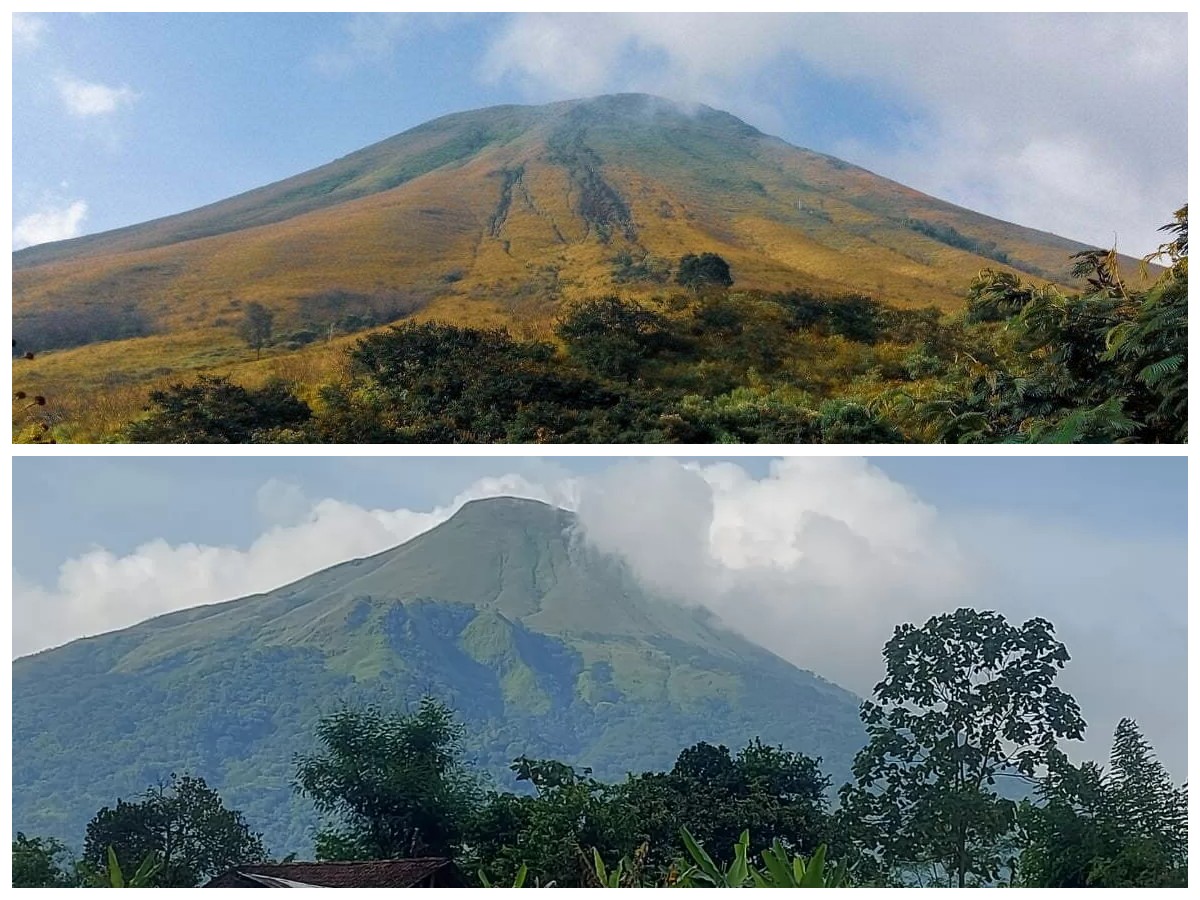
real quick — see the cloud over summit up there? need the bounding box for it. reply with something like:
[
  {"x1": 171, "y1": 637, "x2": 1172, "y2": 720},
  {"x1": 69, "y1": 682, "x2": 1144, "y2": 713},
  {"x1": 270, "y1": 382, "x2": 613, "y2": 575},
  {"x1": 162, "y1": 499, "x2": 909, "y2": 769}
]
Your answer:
[{"x1": 481, "y1": 12, "x2": 1185, "y2": 255}]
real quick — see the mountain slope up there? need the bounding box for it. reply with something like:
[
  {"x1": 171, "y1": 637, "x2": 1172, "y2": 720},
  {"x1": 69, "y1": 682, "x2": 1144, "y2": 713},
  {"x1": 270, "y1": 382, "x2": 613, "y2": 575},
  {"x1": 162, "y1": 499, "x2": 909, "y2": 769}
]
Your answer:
[
  {"x1": 12, "y1": 497, "x2": 865, "y2": 855},
  {"x1": 13, "y1": 93, "x2": 1100, "y2": 356}
]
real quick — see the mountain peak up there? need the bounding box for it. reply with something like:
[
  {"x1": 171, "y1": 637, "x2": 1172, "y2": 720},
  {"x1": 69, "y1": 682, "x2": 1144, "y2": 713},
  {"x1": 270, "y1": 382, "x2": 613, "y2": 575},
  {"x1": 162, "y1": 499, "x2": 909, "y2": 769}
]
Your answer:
[
  {"x1": 551, "y1": 92, "x2": 765, "y2": 139},
  {"x1": 12, "y1": 477, "x2": 867, "y2": 854},
  {"x1": 454, "y1": 494, "x2": 560, "y2": 515},
  {"x1": 15, "y1": 90, "x2": 1094, "y2": 368},
  {"x1": 441, "y1": 495, "x2": 573, "y2": 534},
  {"x1": 564, "y1": 91, "x2": 711, "y2": 115}
]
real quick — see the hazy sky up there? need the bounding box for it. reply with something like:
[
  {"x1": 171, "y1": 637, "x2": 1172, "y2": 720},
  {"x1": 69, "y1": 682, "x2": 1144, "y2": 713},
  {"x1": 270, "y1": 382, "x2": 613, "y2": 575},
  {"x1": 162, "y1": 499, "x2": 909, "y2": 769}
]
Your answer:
[
  {"x1": 12, "y1": 12, "x2": 1186, "y2": 255},
  {"x1": 12, "y1": 456, "x2": 1186, "y2": 779}
]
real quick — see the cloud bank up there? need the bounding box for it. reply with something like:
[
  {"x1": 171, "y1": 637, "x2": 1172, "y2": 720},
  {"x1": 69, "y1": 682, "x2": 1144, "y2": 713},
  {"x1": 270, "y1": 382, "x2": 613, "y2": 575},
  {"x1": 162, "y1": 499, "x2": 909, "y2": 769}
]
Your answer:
[
  {"x1": 13, "y1": 459, "x2": 1184, "y2": 775},
  {"x1": 575, "y1": 458, "x2": 969, "y2": 697}
]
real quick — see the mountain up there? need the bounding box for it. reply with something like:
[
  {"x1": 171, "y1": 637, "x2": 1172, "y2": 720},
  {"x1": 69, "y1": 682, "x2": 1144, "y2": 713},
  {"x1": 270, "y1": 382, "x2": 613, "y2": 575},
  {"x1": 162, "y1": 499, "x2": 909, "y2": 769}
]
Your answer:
[
  {"x1": 14, "y1": 92, "x2": 1098, "y2": 360},
  {"x1": 11, "y1": 497, "x2": 865, "y2": 855}
]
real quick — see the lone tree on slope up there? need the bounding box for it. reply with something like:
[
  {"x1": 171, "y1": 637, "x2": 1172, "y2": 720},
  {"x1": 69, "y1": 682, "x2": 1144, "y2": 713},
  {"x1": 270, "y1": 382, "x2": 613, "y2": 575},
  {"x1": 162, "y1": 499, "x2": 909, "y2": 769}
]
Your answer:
[
  {"x1": 238, "y1": 302, "x2": 274, "y2": 358},
  {"x1": 676, "y1": 253, "x2": 733, "y2": 291}
]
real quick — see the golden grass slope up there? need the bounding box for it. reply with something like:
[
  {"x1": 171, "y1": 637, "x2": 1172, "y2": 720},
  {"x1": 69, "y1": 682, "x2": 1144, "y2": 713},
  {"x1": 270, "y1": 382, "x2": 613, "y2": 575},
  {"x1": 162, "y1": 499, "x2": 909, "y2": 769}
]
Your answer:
[{"x1": 12, "y1": 93, "x2": 1122, "y2": 440}]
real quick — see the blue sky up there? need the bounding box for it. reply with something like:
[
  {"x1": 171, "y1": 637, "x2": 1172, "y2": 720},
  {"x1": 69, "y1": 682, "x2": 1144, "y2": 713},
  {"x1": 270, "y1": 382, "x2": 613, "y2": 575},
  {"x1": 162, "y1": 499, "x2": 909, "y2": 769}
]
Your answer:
[
  {"x1": 12, "y1": 455, "x2": 1187, "y2": 777},
  {"x1": 12, "y1": 12, "x2": 1186, "y2": 255}
]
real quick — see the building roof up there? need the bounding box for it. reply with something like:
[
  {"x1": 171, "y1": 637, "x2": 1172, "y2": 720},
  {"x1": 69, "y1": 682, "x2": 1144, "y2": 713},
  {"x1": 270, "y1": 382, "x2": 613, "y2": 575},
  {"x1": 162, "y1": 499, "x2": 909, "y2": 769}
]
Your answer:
[{"x1": 204, "y1": 858, "x2": 459, "y2": 888}]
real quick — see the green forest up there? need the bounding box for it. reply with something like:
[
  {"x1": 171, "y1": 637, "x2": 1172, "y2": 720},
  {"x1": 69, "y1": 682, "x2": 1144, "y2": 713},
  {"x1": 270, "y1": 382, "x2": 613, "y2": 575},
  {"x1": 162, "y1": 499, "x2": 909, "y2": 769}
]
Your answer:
[
  {"x1": 73, "y1": 206, "x2": 1184, "y2": 446},
  {"x1": 13, "y1": 608, "x2": 1187, "y2": 888}
]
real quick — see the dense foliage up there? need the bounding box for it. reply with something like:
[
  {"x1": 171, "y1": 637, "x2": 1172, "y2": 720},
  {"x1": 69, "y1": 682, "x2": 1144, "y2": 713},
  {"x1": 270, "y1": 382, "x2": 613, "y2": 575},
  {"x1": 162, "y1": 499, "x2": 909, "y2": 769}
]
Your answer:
[
  {"x1": 837, "y1": 609, "x2": 1085, "y2": 886},
  {"x1": 1017, "y1": 719, "x2": 1188, "y2": 887},
  {"x1": 12, "y1": 833, "x2": 78, "y2": 887},
  {"x1": 123, "y1": 374, "x2": 311, "y2": 443},
  {"x1": 82, "y1": 774, "x2": 266, "y2": 887},
  {"x1": 14, "y1": 608, "x2": 1186, "y2": 888},
  {"x1": 906, "y1": 206, "x2": 1188, "y2": 443},
  {"x1": 467, "y1": 739, "x2": 832, "y2": 888},
  {"x1": 119, "y1": 211, "x2": 1186, "y2": 444},
  {"x1": 676, "y1": 252, "x2": 734, "y2": 291},
  {"x1": 295, "y1": 700, "x2": 481, "y2": 860}
]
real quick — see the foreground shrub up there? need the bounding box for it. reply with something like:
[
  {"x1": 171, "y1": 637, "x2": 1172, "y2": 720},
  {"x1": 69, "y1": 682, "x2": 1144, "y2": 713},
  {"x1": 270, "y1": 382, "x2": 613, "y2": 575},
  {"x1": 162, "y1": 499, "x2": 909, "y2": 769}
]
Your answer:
[{"x1": 124, "y1": 376, "x2": 312, "y2": 443}]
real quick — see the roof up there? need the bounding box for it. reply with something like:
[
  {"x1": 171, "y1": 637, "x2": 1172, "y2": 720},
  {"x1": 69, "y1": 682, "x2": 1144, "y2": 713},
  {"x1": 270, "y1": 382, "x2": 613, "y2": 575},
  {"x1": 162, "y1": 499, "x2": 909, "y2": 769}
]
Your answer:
[{"x1": 204, "y1": 859, "x2": 459, "y2": 888}]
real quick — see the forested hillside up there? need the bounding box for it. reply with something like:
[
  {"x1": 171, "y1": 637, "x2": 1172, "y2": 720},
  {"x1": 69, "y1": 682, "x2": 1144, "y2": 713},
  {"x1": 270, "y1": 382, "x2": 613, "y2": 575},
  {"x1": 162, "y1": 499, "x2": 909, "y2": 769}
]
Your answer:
[{"x1": 14, "y1": 606, "x2": 1186, "y2": 888}]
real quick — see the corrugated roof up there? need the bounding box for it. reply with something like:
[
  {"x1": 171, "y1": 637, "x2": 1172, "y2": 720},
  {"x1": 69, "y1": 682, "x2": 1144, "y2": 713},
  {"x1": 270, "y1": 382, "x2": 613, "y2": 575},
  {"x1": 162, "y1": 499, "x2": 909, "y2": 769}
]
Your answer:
[{"x1": 205, "y1": 858, "x2": 456, "y2": 888}]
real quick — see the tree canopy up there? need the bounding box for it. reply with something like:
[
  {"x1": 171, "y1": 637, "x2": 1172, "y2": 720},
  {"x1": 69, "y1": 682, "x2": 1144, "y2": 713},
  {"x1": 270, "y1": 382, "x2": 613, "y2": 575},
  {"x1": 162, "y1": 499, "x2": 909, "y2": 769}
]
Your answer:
[
  {"x1": 82, "y1": 774, "x2": 266, "y2": 888},
  {"x1": 838, "y1": 609, "x2": 1085, "y2": 887},
  {"x1": 13, "y1": 608, "x2": 1184, "y2": 888},
  {"x1": 12, "y1": 833, "x2": 78, "y2": 888},
  {"x1": 294, "y1": 699, "x2": 481, "y2": 860},
  {"x1": 1018, "y1": 719, "x2": 1187, "y2": 887},
  {"x1": 677, "y1": 252, "x2": 734, "y2": 291},
  {"x1": 237, "y1": 301, "x2": 275, "y2": 357}
]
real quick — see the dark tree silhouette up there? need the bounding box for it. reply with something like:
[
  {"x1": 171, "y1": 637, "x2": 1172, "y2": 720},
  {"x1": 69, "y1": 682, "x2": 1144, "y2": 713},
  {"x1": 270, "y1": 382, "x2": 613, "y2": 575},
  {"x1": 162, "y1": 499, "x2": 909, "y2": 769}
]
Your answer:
[{"x1": 677, "y1": 253, "x2": 733, "y2": 291}]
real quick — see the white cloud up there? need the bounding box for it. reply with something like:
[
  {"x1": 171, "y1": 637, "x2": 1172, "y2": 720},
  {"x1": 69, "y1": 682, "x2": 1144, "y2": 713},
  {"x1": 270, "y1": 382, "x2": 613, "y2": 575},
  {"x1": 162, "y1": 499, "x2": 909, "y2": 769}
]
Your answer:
[
  {"x1": 572, "y1": 458, "x2": 1184, "y2": 777},
  {"x1": 481, "y1": 13, "x2": 1185, "y2": 255},
  {"x1": 13, "y1": 13, "x2": 47, "y2": 49},
  {"x1": 12, "y1": 199, "x2": 88, "y2": 249},
  {"x1": 55, "y1": 75, "x2": 137, "y2": 117},
  {"x1": 255, "y1": 478, "x2": 314, "y2": 529},
  {"x1": 575, "y1": 458, "x2": 969, "y2": 696}
]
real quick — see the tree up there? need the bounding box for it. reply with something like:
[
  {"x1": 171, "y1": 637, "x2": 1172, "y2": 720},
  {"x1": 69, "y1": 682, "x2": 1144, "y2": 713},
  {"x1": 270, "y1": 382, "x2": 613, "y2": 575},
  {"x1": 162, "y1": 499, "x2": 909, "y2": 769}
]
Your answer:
[
  {"x1": 912, "y1": 205, "x2": 1187, "y2": 443},
  {"x1": 238, "y1": 301, "x2": 274, "y2": 357},
  {"x1": 294, "y1": 699, "x2": 481, "y2": 860},
  {"x1": 618, "y1": 740, "x2": 831, "y2": 880},
  {"x1": 318, "y1": 322, "x2": 637, "y2": 443},
  {"x1": 83, "y1": 773, "x2": 266, "y2": 888},
  {"x1": 470, "y1": 756, "x2": 633, "y2": 888},
  {"x1": 124, "y1": 375, "x2": 312, "y2": 443},
  {"x1": 838, "y1": 608, "x2": 1085, "y2": 887},
  {"x1": 1102, "y1": 204, "x2": 1188, "y2": 441},
  {"x1": 1018, "y1": 719, "x2": 1187, "y2": 887},
  {"x1": 555, "y1": 296, "x2": 682, "y2": 380},
  {"x1": 676, "y1": 252, "x2": 733, "y2": 291},
  {"x1": 12, "y1": 833, "x2": 78, "y2": 887}
]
